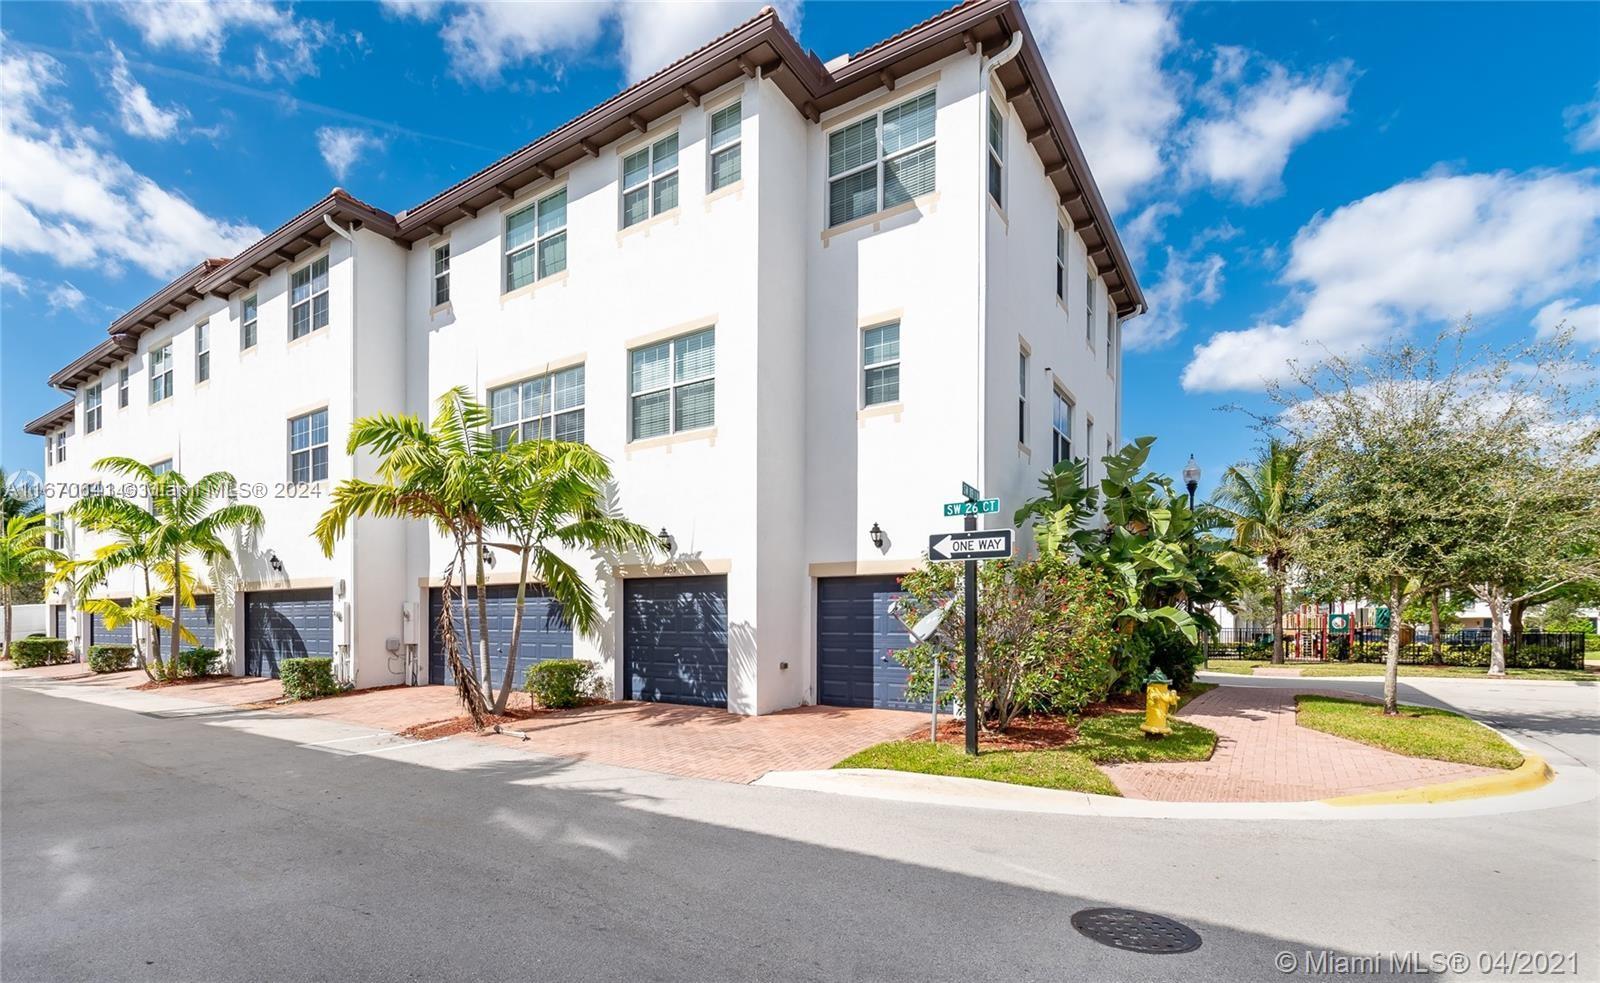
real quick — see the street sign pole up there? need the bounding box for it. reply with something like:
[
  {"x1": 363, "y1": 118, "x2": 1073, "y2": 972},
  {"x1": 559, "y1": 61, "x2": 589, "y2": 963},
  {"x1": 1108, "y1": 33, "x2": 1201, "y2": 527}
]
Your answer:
[{"x1": 963, "y1": 512, "x2": 978, "y2": 756}]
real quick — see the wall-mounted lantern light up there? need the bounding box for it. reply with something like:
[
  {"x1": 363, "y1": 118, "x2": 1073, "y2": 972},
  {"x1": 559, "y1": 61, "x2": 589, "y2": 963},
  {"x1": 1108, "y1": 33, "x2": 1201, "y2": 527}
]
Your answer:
[{"x1": 869, "y1": 522, "x2": 885, "y2": 550}]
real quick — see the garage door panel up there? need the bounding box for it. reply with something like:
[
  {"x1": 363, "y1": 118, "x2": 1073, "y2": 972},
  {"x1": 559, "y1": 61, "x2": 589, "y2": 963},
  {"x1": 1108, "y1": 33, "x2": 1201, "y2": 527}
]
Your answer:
[
  {"x1": 427, "y1": 586, "x2": 573, "y2": 687},
  {"x1": 245, "y1": 590, "x2": 332, "y2": 678},
  {"x1": 818, "y1": 576, "x2": 924, "y2": 712},
  {"x1": 52, "y1": 605, "x2": 66, "y2": 640},
  {"x1": 155, "y1": 596, "x2": 217, "y2": 651},
  {"x1": 623, "y1": 576, "x2": 728, "y2": 708},
  {"x1": 90, "y1": 599, "x2": 134, "y2": 648}
]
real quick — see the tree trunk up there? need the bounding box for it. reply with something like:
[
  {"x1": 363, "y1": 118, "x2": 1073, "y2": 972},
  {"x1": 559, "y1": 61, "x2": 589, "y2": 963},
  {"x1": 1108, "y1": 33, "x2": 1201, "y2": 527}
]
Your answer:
[
  {"x1": 1509, "y1": 598, "x2": 1525, "y2": 660},
  {"x1": 170, "y1": 548, "x2": 183, "y2": 676},
  {"x1": 1487, "y1": 587, "x2": 1507, "y2": 677},
  {"x1": 437, "y1": 564, "x2": 488, "y2": 729},
  {"x1": 142, "y1": 564, "x2": 160, "y2": 681},
  {"x1": 3, "y1": 591, "x2": 12, "y2": 661},
  {"x1": 1383, "y1": 578, "x2": 1403, "y2": 715},
  {"x1": 454, "y1": 546, "x2": 477, "y2": 683},
  {"x1": 1270, "y1": 562, "x2": 1286, "y2": 664},
  {"x1": 473, "y1": 533, "x2": 491, "y2": 697},
  {"x1": 1430, "y1": 594, "x2": 1442, "y2": 664},
  {"x1": 493, "y1": 547, "x2": 532, "y2": 714}
]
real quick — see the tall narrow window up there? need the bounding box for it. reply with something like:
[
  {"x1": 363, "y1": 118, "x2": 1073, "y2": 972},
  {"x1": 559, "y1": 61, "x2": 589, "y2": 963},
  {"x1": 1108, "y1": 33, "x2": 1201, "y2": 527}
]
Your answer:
[
  {"x1": 195, "y1": 321, "x2": 210, "y2": 383},
  {"x1": 1051, "y1": 390, "x2": 1073, "y2": 466},
  {"x1": 490, "y1": 365, "x2": 586, "y2": 448},
  {"x1": 241, "y1": 294, "x2": 258, "y2": 350},
  {"x1": 85, "y1": 384, "x2": 102, "y2": 434},
  {"x1": 630, "y1": 328, "x2": 715, "y2": 440},
  {"x1": 149, "y1": 344, "x2": 173, "y2": 403},
  {"x1": 1107, "y1": 318, "x2": 1117, "y2": 376},
  {"x1": 53, "y1": 432, "x2": 66, "y2": 464},
  {"x1": 290, "y1": 256, "x2": 329, "y2": 339},
  {"x1": 1085, "y1": 270, "x2": 1096, "y2": 347},
  {"x1": 117, "y1": 366, "x2": 129, "y2": 408},
  {"x1": 1055, "y1": 224, "x2": 1066, "y2": 300},
  {"x1": 827, "y1": 90, "x2": 936, "y2": 228},
  {"x1": 505, "y1": 188, "x2": 567, "y2": 291},
  {"x1": 1085, "y1": 418, "x2": 1095, "y2": 483},
  {"x1": 621, "y1": 133, "x2": 679, "y2": 228},
  {"x1": 986, "y1": 97, "x2": 1005, "y2": 207},
  {"x1": 1017, "y1": 349, "x2": 1028, "y2": 444},
  {"x1": 288, "y1": 408, "x2": 329, "y2": 483},
  {"x1": 708, "y1": 101, "x2": 742, "y2": 190},
  {"x1": 432, "y1": 243, "x2": 451, "y2": 306},
  {"x1": 862, "y1": 322, "x2": 901, "y2": 407}
]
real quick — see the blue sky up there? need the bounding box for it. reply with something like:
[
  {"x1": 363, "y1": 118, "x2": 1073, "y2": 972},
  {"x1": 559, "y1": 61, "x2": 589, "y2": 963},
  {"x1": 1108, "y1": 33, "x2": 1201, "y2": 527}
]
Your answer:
[{"x1": 3, "y1": 0, "x2": 1598, "y2": 496}]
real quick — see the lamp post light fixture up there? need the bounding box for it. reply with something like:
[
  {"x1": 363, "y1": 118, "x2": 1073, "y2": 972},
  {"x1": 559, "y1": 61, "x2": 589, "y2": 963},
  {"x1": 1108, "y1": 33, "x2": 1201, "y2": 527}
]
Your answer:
[
  {"x1": 1183, "y1": 454, "x2": 1201, "y2": 510},
  {"x1": 869, "y1": 522, "x2": 885, "y2": 550},
  {"x1": 656, "y1": 528, "x2": 674, "y2": 553}
]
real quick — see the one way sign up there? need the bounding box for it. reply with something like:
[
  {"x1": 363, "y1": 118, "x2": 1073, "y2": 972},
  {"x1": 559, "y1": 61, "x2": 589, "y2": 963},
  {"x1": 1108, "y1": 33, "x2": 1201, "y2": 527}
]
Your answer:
[{"x1": 927, "y1": 529, "x2": 1014, "y2": 563}]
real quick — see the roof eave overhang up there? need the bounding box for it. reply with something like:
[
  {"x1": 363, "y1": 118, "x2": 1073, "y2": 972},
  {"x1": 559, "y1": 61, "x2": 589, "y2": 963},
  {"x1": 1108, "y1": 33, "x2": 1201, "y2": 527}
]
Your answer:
[
  {"x1": 47, "y1": 335, "x2": 138, "y2": 391},
  {"x1": 23, "y1": 400, "x2": 75, "y2": 436},
  {"x1": 196, "y1": 193, "x2": 402, "y2": 299}
]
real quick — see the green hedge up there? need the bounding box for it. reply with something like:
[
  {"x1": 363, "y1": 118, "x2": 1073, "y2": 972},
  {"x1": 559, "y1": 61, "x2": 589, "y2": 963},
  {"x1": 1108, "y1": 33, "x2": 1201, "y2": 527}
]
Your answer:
[
  {"x1": 280, "y1": 657, "x2": 338, "y2": 700},
  {"x1": 523, "y1": 659, "x2": 597, "y2": 709},
  {"x1": 10, "y1": 637, "x2": 71, "y2": 668},
  {"x1": 87, "y1": 645, "x2": 136, "y2": 673},
  {"x1": 178, "y1": 648, "x2": 221, "y2": 678}
]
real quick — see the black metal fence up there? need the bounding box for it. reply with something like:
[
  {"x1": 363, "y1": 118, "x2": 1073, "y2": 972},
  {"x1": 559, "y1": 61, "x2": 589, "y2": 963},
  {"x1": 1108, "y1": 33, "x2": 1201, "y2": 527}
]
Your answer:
[{"x1": 1203, "y1": 628, "x2": 1588, "y2": 670}]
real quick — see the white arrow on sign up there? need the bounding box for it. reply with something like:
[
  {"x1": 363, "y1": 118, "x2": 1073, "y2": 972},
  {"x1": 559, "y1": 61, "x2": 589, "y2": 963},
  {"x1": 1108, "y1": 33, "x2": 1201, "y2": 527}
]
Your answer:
[{"x1": 927, "y1": 528, "x2": 1013, "y2": 562}]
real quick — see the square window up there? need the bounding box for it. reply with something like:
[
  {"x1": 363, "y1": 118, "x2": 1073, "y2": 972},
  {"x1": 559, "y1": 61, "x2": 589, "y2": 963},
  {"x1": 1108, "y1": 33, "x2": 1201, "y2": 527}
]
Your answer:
[
  {"x1": 489, "y1": 365, "x2": 586, "y2": 448},
  {"x1": 629, "y1": 328, "x2": 714, "y2": 440},
  {"x1": 828, "y1": 91, "x2": 936, "y2": 229},
  {"x1": 621, "y1": 134, "x2": 681, "y2": 229},
  {"x1": 288, "y1": 408, "x2": 330, "y2": 483}
]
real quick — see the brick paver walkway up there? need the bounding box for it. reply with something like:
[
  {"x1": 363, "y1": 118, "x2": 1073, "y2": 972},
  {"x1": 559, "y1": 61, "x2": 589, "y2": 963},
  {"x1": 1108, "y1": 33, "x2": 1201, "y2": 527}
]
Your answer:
[{"x1": 1101, "y1": 686, "x2": 1498, "y2": 802}]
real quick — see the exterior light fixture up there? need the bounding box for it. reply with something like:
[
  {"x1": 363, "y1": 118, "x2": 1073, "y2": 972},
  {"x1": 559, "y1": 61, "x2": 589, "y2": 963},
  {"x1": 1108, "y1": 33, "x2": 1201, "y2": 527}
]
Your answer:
[
  {"x1": 657, "y1": 528, "x2": 673, "y2": 553},
  {"x1": 1183, "y1": 454, "x2": 1201, "y2": 510},
  {"x1": 480, "y1": 545, "x2": 496, "y2": 569},
  {"x1": 869, "y1": 522, "x2": 885, "y2": 549},
  {"x1": 267, "y1": 550, "x2": 283, "y2": 573}
]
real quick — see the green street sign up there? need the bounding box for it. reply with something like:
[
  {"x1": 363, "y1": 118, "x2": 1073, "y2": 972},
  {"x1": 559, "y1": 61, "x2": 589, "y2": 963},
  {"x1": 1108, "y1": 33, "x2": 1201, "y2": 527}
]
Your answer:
[
  {"x1": 961, "y1": 482, "x2": 982, "y2": 502},
  {"x1": 943, "y1": 498, "x2": 1000, "y2": 517}
]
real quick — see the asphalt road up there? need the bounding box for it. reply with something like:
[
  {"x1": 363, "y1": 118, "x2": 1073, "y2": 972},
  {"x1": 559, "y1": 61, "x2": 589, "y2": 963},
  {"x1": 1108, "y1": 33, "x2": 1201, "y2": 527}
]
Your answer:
[{"x1": 3, "y1": 680, "x2": 1597, "y2": 983}]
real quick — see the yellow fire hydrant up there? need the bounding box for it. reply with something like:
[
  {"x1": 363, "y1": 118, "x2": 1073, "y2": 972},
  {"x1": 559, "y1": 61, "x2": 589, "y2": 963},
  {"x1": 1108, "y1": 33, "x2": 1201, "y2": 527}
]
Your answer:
[{"x1": 1140, "y1": 669, "x2": 1180, "y2": 738}]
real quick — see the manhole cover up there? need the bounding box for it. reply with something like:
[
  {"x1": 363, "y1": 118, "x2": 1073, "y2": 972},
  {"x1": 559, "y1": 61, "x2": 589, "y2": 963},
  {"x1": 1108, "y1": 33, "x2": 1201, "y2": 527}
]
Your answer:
[{"x1": 1070, "y1": 908, "x2": 1202, "y2": 955}]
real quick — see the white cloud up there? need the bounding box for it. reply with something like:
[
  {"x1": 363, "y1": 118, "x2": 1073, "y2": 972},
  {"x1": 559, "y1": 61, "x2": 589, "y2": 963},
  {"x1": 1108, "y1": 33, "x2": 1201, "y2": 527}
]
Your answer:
[
  {"x1": 1123, "y1": 248, "x2": 1224, "y2": 351},
  {"x1": 47, "y1": 281, "x2": 87, "y2": 313},
  {"x1": 1027, "y1": 0, "x2": 1181, "y2": 213},
  {"x1": 316, "y1": 126, "x2": 384, "y2": 181},
  {"x1": 1182, "y1": 169, "x2": 1600, "y2": 391},
  {"x1": 106, "y1": 46, "x2": 185, "y2": 139},
  {"x1": 1565, "y1": 83, "x2": 1600, "y2": 153},
  {"x1": 1182, "y1": 49, "x2": 1351, "y2": 202},
  {"x1": 1119, "y1": 200, "x2": 1179, "y2": 267},
  {"x1": 116, "y1": 0, "x2": 331, "y2": 81},
  {"x1": 1533, "y1": 297, "x2": 1600, "y2": 346},
  {"x1": 0, "y1": 268, "x2": 29, "y2": 295},
  {"x1": 615, "y1": 1, "x2": 799, "y2": 83},
  {"x1": 0, "y1": 46, "x2": 261, "y2": 279}
]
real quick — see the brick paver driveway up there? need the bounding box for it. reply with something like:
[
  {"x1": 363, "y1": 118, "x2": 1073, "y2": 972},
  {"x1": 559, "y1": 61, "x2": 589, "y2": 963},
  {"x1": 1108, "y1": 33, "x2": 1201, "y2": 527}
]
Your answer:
[{"x1": 1100, "y1": 685, "x2": 1499, "y2": 801}]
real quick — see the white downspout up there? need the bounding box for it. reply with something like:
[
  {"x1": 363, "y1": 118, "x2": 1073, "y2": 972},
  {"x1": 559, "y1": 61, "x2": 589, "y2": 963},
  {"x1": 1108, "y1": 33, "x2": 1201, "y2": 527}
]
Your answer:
[
  {"x1": 322, "y1": 213, "x2": 358, "y2": 689},
  {"x1": 976, "y1": 32, "x2": 1023, "y2": 505}
]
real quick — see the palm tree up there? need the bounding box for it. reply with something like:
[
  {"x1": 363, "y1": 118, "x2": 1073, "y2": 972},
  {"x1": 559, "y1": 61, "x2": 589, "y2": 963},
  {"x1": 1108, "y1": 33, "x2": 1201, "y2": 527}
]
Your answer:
[
  {"x1": 1, "y1": 467, "x2": 43, "y2": 523},
  {"x1": 73, "y1": 459, "x2": 262, "y2": 678},
  {"x1": 1210, "y1": 439, "x2": 1314, "y2": 664},
  {"x1": 314, "y1": 387, "x2": 498, "y2": 727},
  {"x1": 483, "y1": 439, "x2": 659, "y2": 713},
  {"x1": 0, "y1": 513, "x2": 65, "y2": 659}
]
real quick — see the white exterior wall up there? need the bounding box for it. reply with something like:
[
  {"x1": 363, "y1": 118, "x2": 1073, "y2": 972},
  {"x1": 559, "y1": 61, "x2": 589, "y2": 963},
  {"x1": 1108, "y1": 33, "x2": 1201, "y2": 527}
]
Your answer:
[{"x1": 35, "y1": 46, "x2": 1127, "y2": 713}]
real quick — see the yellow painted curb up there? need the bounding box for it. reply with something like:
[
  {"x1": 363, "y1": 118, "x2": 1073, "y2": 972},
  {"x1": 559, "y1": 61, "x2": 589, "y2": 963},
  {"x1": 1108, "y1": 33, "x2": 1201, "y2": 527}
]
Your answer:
[{"x1": 1322, "y1": 754, "x2": 1552, "y2": 807}]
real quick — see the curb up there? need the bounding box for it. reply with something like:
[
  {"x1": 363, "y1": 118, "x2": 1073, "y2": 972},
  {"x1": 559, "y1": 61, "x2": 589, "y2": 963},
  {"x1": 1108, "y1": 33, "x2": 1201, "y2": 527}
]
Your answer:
[{"x1": 1321, "y1": 754, "x2": 1553, "y2": 807}]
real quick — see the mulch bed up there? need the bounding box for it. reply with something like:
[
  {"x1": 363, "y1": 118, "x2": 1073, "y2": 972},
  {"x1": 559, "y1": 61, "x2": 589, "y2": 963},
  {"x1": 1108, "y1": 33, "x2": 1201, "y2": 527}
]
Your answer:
[
  {"x1": 399, "y1": 696, "x2": 609, "y2": 741},
  {"x1": 929, "y1": 694, "x2": 1147, "y2": 751}
]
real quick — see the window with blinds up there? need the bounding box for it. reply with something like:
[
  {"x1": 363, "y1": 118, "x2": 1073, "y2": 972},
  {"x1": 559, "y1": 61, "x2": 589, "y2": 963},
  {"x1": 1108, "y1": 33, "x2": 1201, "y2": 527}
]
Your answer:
[
  {"x1": 827, "y1": 90, "x2": 936, "y2": 228},
  {"x1": 630, "y1": 328, "x2": 714, "y2": 440},
  {"x1": 490, "y1": 366, "x2": 586, "y2": 448},
  {"x1": 505, "y1": 188, "x2": 567, "y2": 292},
  {"x1": 622, "y1": 133, "x2": 680, "y2": 228},
  {"x1": 708, "y1": 101, "x2": 741, "y2": 191},
  {"x1": 863, "y1": 322, "x2": 900, "y2": 407}
]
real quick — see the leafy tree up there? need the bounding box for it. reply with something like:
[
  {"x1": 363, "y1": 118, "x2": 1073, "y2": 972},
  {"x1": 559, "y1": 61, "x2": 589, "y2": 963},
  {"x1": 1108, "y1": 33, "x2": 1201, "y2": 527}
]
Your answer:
[
  {"x1": 72, "y1": 460, "x2": 262, "y2": 680},
  {"x1": 1209, "y1": 439, "x2": 1313, "y2": 663},
  {"x1": 892, "y1": 555, "x2": 1119, "y2": 731},
  {"x1": 0, "y1": 513, "x2": 65, "y2": 659},
  {"x1": 316, "y1": 388, "x2": 501, "y2": 727},
  {"x1": 479, "y1": 439, "x2": 658, "y2": 714}
]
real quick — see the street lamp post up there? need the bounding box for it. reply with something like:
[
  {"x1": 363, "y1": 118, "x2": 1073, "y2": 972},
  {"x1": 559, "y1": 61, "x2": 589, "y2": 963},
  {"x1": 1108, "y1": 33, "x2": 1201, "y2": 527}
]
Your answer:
[{"x1": 1183, "y1": 454, "x2": 1201, "y2": 511}]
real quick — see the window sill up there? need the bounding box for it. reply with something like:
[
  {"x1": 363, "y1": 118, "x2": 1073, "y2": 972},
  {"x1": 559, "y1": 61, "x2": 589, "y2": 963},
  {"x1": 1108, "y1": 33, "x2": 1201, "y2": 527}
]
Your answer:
[
  {"x1": 1055, "y1": 295, "x2": 1070, "y2": 318},
  {"x1": 821, "y1": 192, "x2": 938, "y2": 245},
  {"x1": 617, "y1": 206, "x2": 682, "y2": 242},
  {"x1": 625, "y1": 426, "x2": 717, "y2": 456},
  {"x1": 857, "y1": 402, "x2": 903, "y2": 424},
  {"x1": 286, "y1": 327, "x2": 329, "y2": 351},
  {"x1": 1017, "y1": 442, "x2": 1031, "y2": 459},
  {"x1": 705, "y1": 180, "x2": 745, "y2": 208},
  {"x1": 501, "y1": 270, "x2": 568, "y2": 305},
  {"x1": 430, "y1": 301, "x2": 453, "y2": 318},
  {"x1": 988, "y1": 196, "x2": 1009, "y2": 230}
]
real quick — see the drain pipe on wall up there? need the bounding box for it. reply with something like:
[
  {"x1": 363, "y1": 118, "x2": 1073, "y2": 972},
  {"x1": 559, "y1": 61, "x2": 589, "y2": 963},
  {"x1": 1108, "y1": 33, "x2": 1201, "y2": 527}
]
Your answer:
[
  {"x1": 322, "y1": 212, "x2": 359, "y2": 690},
  {"x1": 975, "y1": 32, "x2": 1023, "y2": 500}
]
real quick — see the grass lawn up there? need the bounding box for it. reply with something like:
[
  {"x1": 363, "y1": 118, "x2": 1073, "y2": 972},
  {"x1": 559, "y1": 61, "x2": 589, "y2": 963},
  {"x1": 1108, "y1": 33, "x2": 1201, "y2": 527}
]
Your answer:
[
  {"x1": 833, "y1": 685, "x2": 1218, "y2": 795},
  {"x1": 1293, "y1": 695, "x2": 1524, "y2": 769},
  {"x1": 1296, "y1": 663, "x2": 1596, "y2": 682},
  {"x1": 1201, "y1": 659, "x2": 1271, "y2": 675}
]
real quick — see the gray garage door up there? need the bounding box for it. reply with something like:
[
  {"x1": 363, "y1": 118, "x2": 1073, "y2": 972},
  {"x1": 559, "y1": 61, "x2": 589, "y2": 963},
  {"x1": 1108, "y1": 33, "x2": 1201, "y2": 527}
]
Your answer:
[
  {"x1": 90, "y1": 599, "x2": 134, "y2": 647},
  {"x1": 155, "y1": 596, "x2": 216, "y2": 651},
  {"x1": 817, "y1": 575, "x2": 926, "y2": 711},
  {"x1": 623, "y1": 576, "x2": 728, "y2": 708},
  {"x1": 427, "y1": 585, "x2": 573, "y2": 688},
  {"x1": 244, "y1": 590, "x2": 332, "y2": 678},
  {"x1": 52, "y1": 605, "x2": 66, "y2": 640}
]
